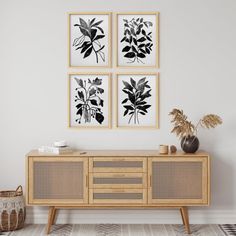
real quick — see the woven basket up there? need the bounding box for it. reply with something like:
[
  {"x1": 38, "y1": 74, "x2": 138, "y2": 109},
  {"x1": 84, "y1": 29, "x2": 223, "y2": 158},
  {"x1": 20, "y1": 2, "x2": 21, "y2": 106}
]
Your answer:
[{"x1": 0, "y1": 186, "x2": 26, "y2": 232}]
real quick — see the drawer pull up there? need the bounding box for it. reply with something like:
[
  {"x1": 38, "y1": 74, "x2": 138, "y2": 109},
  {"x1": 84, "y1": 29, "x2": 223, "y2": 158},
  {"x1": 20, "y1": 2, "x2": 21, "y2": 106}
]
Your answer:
[
  {"x1": 112, "y1": 174, "x2": 125, "y2": 178},
  {"x1": 113, "y1": 158, "x2": 125, "y2": 161},
  {"x1": 86, "y1": 175, "x2": 88, "y2": 187},
  {"x1": 111, "y1": 189, "x2": 125, "y2": 193}
]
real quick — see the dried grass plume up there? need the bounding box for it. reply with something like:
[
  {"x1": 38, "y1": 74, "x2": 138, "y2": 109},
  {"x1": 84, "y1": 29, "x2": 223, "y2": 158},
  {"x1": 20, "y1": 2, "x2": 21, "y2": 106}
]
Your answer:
[{"x1": 169, "y1": 109, "x2": 222, "y2": 139}]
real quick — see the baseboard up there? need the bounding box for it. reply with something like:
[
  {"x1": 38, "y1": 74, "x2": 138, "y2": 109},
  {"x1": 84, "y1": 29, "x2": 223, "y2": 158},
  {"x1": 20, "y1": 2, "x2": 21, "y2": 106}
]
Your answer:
[{"x1": 25, "y1": 207, "x2": 236, "y2": 224}]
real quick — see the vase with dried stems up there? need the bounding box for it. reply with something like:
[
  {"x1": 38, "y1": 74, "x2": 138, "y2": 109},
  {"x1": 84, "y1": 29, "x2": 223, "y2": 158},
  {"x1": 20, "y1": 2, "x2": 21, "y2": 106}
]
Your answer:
[{"x1": 169, "y1": 109, "x2": 222, "y2": 153}]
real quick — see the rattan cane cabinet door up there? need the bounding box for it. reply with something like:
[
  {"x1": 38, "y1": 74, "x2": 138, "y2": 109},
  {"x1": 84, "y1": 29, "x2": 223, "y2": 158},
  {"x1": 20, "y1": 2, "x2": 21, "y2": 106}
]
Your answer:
[
  {"x1": 148, "y1": 157, "x2": 209, "y2": 205},
  {"x1": 27, "y1": 157, "x2": 88, "y2": 205}
]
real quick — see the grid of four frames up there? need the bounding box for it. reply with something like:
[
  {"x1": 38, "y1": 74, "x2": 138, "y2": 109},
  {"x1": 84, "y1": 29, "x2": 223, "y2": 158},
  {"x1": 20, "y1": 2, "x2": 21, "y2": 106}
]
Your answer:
[{"x1": 68, "y1": 12, "x2": 159, "y2": 128}]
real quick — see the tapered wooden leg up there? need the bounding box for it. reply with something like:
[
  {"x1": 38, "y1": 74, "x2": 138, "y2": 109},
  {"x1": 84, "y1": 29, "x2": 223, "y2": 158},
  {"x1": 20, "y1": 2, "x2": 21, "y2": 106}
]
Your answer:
[
  {"x1": 180, "y1": 206, "x2": 191, "y2": 234},
  {"x1": 51, "y1": 208, "x2": 57, "y2": 225},
  {"x1": 180, "y1": 207, "x2": 185, "y2": 225},
  {"x1": 46, "y1": 206, "x2": 55, "y2": 234}
]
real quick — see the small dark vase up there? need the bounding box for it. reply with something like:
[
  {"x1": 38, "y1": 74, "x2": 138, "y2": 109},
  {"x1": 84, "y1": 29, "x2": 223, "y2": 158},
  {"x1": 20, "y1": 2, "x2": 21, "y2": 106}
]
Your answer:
[{"x1": 181, "y1": 135, "x2": 199, "y2": 153}]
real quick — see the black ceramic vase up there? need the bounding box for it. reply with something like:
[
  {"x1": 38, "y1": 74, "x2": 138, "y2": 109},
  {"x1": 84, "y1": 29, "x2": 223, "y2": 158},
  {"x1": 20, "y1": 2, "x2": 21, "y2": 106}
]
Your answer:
[{"x1": 181, "y1": 135, "x2": 199, "y2": 153}]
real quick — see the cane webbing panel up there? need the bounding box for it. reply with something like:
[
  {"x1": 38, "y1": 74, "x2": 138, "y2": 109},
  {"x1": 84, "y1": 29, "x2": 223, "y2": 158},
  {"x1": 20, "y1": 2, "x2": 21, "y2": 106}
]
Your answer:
[
  {"x1": 93, "y1": 177, "x2": 142, "y2": 185},
  {"x1": 93, "y1": 161, "x2": 143, "y2": 168},
  {"x1": 33, "y1": 162, "x2": 84, "y2": 199},
  {"x1": 93, "y1": 193, "x2": 143, "y2": 199},
  {"x1": 152, "y1": 162, "x2": 202, "y2": 199}
]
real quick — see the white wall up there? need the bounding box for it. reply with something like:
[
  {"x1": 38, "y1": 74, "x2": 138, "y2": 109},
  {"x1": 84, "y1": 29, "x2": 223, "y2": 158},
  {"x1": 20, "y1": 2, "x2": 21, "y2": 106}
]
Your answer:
[{"x1": 0, "y1": 0, "x2": 236, "y2": 224}]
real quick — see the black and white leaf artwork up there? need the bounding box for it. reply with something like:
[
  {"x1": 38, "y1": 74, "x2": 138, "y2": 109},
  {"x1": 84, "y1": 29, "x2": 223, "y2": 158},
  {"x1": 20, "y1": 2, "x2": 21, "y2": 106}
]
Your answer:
[
  {"x1": 74, "y1": 77, "x2": 105, "y2": 124},
  {"x1": 120, "y1": 18, "x2": 153, "y2": 64},
  {"x1": 73, "y1": 18, "x2": 105, "y2": 63},
  {"x1": 122, "y1": 77, "x2": 152, "y2": 124}
]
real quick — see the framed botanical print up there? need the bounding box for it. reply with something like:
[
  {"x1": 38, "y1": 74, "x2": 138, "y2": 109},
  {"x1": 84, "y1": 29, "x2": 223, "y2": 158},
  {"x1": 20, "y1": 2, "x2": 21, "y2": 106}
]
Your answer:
[
  {"x1": 68, "y1": 12, "x2": 111, "y2": 67},
  {"x1": 69, "y1": 73, "x2": 111, "y2": 128},
  {"x1": 116, "y1": 73, "x2": 159, "y2": 128},
  {"x1": 116, "y1": 12, "x2": 159, "y2": 68}
]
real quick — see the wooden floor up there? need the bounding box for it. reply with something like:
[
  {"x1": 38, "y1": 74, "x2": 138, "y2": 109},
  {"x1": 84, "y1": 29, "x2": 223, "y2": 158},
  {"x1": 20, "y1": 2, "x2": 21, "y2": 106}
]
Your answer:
[{"x1": 0, "y1": 224, "x2": 227, "y2": 235}]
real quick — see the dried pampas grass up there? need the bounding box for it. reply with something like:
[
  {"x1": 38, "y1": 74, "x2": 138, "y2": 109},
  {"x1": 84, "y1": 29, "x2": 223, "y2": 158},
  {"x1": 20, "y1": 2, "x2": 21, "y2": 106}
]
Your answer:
[
  {"x1": 169, "y1": 109, "x2": 222, "y2": 139},
  {"x1": 201, "y1": 114, "x2": 222, "y2": 129}
]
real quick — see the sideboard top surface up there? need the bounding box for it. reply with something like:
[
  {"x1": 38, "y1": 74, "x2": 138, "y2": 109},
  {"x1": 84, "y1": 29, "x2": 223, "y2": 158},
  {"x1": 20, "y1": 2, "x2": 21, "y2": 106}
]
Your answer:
[{"x1": 27, "y1": 150, "x2": 209, "y2": 158}]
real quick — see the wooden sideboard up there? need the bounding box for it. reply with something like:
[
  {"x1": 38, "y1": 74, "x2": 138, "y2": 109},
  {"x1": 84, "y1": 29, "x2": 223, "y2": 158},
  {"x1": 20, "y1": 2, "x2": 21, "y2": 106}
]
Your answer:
[{"x1": 26, "y1": 150, "x2": 210, "y2": 234}]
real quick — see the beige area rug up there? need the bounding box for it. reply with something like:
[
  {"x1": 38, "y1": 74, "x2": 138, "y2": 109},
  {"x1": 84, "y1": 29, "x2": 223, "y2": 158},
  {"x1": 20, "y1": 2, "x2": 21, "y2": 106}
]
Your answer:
[{"x1": 0, "y1": 224, "x2": 227, "y2": 236}]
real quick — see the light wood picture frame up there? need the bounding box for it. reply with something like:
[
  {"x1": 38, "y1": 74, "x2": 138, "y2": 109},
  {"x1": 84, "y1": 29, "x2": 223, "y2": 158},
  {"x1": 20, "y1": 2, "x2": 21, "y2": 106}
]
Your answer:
[
  {"x1": 115, "y1": 73, "x2": 159, "y2": 129},
  {"x1": 68, "y1": 12, "x2": 112, "y2": 68},
  {"x1": 68, "y1": 73, "x2": 112, "y2": 129},
  {"x1": 116, "y1": 12, "x2": 159, "y2": 68}
]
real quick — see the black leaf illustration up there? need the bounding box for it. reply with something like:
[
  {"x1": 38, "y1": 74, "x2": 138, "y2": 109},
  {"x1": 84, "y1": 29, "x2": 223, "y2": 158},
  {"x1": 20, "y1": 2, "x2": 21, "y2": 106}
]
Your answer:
[
  {"x1": 121, "y1": 37, "x2": 126, "y2": 42},
  {"x1": 75, "y1": 78, "x2": 84, "y2": 88},
  {"x1": 90, "y1": 99, "x2": 98, "y2": 106},
  {"x1": 97, "y1": 87, "x2": 104, "y2": 94},
  {"x1": 122, "y1": 46, "x2": 131, "y2": 52},
  {"x1": 91, "y1": 29, "x2": 97, "y2": 40},
  {"x1": 124, "y1": 109, "x2": 129, "y2": 116},
  {"x1": 122, "y1": 77, "x2": 152, "y2": 124},
  {"x1": 77, "y1": 91, "x2": 84, "y2": 100},
  {"x1": 90, "y1": 18, "x2": 96, "y2": 26},
  {"x1": 137, "y1": 37, "x2": 146, "y2": 42},
  {"x1": 130, "y1": 78, "x2": 136, "y2": 88},
  {"x1": 74, "y1": 77, "x2": 105, "y2": 125},
  {"x1": 124, "y1": 52, "x2": 136, "y2": 58},
  {"x1": 76, "y1": 105, "x2": 83, "y2": 115},
  {"x1": 138, "y1": 43, "x2": 145, "y2": 48},
  {"x1": 124, "y1": 105, "x2": 134, "y2": 110},
  {"x1": 92, "y1": 20, "x2": 103, "y2": 27},
  {"x1": 137, "y1": 53, "x2": 145, "y2": 58},
  {"x1": 81, "y1": 43, "x2": 92, "y2": 53},
  {"x1": 137, "y1": 77, "x2": 146, "y2": 86},
  {"x1": 79, "y1": 18, "x2": 88, "y2": 28},
  {"x1": 140, "y1": 49, "x2": 146, "y2": 54},
  {"x1": 122, "y1": 89, "x2": 133, "y2": 95},
  {"x1": 89, "y1": 88, "x2": 96, "y2": 96},
  {"x1": 132, "y1": 46, "x2": 138, "y2": 53},
  {"x1": 95, "y1": 112, "x2": 104, "y2": 124},
  {"x1": 94, "y1": 35, "x2": 105, "y2": 41},
  {"x1": 73, "y1": 18, "x2": 106, "y2": 63},
  {"x1": 83, "y1": 46, "x2": 93, "y2": 58},
  {"x1": 94, "y1": 77, "x2": 102, "y2": 85},
  {"x1": 122, "y1": 98, "x2": 129, "y2": 104},
  {"x1": 79, "y1": 28, "x2": 90, "y2": 37},
  {"x1": 123, "y1": 81, "x2": 133, "y2": 91},
  {"x1": 120, "y1": 17, "x2": 153, "y2": 64}
]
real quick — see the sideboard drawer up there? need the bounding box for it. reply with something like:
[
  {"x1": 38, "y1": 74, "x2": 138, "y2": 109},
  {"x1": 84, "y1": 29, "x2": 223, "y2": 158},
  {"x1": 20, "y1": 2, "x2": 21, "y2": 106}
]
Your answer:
[
  {"x1": 89, "y1": 173, "x2": 147, "y2": 189},
  {"x1": 89, "y1": 157, "x2": 147, "y2": 173},
  {"x1": 89, "y1": 189, "x2": 147, "y2": 204}
]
